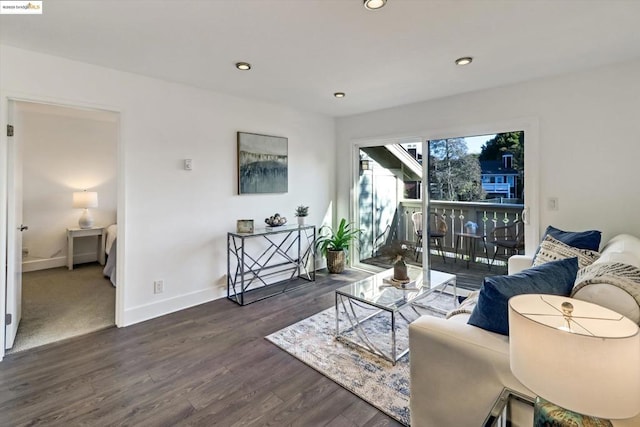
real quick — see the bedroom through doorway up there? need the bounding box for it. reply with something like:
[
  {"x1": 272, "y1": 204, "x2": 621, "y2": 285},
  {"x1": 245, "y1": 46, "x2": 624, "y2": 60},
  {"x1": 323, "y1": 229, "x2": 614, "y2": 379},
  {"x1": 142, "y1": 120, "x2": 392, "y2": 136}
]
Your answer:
[{"x1": 6, "y1": 101, "x2": 119, "y2": 354}]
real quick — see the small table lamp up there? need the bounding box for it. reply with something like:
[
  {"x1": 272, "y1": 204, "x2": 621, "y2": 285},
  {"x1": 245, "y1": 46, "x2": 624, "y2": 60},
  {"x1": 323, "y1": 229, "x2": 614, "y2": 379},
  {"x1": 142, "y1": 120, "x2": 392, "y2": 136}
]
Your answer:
[
  {"x1": 509, "y1": 294, "x2": 640, "y2": 426},
  {"x1": 73, "y1": 190, "x2": 98, "y2": 229}
]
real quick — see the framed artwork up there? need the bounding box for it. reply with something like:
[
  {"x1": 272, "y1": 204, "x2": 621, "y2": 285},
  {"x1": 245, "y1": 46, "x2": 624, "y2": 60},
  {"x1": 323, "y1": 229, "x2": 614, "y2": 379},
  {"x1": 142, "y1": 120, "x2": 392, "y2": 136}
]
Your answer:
[
  {"x1": 237, "y1": 132, "x2": 288, "y2": 194},
  {"x1": 236, "y1": 219, "x2": 254, "y2": 234}
]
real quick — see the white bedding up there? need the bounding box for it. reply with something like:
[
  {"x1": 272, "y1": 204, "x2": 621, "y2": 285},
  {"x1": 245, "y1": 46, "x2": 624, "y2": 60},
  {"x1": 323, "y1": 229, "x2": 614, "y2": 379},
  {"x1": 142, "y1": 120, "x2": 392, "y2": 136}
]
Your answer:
[
  {"x1": 105, "y1": 224, "x2": 117, "y2": 256},
  {"x1": 103, "y1": 224, "x2": 117, "y2": 286}
]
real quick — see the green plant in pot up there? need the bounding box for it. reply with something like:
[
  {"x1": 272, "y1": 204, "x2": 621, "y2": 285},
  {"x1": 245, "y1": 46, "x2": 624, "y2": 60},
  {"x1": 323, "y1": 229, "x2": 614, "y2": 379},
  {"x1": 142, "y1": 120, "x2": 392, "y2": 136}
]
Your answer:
[
  {"x1": 316, "y1": 218, "x2": 361, "y2": 274},
  {"x1": 294, "y1": 205, "x2": 309, "y2": 225}
]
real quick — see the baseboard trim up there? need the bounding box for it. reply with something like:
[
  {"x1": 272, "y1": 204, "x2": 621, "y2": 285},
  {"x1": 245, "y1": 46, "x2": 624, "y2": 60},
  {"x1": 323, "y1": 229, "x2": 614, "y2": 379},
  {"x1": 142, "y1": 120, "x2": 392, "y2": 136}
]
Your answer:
[
  {"x1": 22, "y1": 252, "x2": 99, "y2": 272},
  {"x1": 121, "y1": 288, "x2": 222, "y2": 327},
  {"x1": 121, "y1": 266, "x2": 323, "y2": 327},
  {"x1": 22, "y1": 256, "x2": 65, "y2": 272}
]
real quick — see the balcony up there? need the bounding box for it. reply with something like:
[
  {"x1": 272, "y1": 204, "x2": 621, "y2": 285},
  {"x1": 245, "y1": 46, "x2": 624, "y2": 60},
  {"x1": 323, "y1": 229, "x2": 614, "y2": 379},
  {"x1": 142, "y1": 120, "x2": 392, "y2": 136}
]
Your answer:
[{"x1": 359, "y1": 199, "x2": 524, "y2": 290}]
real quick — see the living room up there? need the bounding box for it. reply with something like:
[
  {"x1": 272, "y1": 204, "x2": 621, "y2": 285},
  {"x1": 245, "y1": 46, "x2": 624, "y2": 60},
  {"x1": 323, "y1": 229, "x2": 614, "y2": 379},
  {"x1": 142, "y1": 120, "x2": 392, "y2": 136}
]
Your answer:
[{"x1": 1, "y1": 1, "x2": 640, "y2": 425}]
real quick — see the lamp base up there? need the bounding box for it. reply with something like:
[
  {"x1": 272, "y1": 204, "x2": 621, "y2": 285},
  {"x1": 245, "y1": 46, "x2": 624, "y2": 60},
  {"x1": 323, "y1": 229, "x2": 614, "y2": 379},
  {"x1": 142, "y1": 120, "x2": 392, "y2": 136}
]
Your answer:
[
  {"x1": 78, "y1": 209, "x2": 94, "y2": 229},
  {"x1": 534, "y1": 397, "x2": 613, "y2": 427}
]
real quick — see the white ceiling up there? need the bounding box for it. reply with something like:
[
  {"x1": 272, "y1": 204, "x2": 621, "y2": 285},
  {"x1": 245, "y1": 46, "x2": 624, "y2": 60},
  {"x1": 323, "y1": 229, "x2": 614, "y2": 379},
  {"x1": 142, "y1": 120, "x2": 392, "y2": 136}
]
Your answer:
[{"x1": 2, "y1": 0, "x2": 640, "y2": 117}]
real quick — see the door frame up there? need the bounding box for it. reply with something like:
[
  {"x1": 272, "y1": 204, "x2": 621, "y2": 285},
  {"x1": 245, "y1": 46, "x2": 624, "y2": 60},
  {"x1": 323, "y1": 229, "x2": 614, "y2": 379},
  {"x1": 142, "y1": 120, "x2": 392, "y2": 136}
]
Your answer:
[
  {"x1": 5, "y1": 99, "x2": 23, "y2": 349},
  {"x1": 0, "y1": 93, "x2": 125, "y2": 361}
]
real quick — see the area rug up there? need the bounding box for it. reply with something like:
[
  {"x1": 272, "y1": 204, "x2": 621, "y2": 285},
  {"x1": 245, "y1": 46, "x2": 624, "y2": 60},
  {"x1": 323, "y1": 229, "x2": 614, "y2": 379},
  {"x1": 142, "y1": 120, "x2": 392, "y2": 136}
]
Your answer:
[{"x1": 265, "y1": 290, "x2": 457, "y2": 426}]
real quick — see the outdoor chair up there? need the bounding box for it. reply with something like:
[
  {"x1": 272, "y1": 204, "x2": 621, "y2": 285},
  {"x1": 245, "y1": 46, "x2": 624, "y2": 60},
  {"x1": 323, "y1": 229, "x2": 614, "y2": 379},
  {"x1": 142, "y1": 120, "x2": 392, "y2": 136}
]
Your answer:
[
  {"x1": 411, "y1": 212, "x2": 447, "y2": 262},
  {"x1": 489, "y1": 219, "x2": 525, "y2": 267}
]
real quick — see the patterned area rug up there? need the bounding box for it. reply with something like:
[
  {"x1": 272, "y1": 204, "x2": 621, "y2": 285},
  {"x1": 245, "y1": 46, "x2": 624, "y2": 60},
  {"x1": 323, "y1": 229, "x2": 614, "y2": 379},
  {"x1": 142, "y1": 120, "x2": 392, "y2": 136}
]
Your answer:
[{"x1": 265, "y1": 290, "x2": 457, "y2": 426}]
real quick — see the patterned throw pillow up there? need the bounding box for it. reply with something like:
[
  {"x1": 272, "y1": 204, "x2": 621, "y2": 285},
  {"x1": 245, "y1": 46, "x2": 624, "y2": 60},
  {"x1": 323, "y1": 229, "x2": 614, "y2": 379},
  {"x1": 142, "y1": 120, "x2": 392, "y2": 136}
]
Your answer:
[{"x1": 533, "y1": 235, "x2": 600, "y2": 269}]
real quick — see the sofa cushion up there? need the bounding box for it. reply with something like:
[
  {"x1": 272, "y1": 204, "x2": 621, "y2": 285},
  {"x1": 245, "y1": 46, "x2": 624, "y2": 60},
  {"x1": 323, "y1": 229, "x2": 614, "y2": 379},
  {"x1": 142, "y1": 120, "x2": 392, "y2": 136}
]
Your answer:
[
  {"x1": 596, "y1": 251, "x2": 640, "y2": 268},
  {"x1": 533, "y1": 235, "x2": 600, "y2": 269},
  {"x1": 572, "y1": 261, "x2": 640, "y2": 324},
  {"x1": 468, "y1": 257, "x2": 579, "y2": 336},
  {"x1": 542, "y1": 225, "x2": 602, "y2": 251},
  {"x1": 596, "y1": 234, "x2": 640, "y2": 269}
]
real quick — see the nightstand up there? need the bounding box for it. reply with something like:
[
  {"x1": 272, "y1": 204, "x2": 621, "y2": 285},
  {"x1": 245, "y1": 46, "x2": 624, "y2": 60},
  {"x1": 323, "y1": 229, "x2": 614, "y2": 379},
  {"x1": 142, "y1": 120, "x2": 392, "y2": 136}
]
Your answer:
[{"x1": 67, "y1": 227, "x2": 106, "y2": 270}]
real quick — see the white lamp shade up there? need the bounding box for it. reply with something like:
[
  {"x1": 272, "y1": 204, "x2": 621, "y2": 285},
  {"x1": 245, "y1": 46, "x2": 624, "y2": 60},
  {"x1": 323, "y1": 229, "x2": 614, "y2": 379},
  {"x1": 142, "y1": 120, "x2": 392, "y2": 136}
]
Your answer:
[
  {"x1": 509, "y1": 294, "x2": 640, "y2": 419},
  {"x1": 73, "y1": 191, "x2": 98, "y2": 209}
]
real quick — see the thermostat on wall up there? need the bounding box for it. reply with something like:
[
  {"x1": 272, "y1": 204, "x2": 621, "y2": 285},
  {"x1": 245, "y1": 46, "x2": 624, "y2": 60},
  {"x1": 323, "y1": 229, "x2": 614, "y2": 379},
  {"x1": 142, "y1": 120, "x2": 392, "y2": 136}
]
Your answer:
[{"x1": 184, "y1": 159, "x2": 193, "y2": 170}]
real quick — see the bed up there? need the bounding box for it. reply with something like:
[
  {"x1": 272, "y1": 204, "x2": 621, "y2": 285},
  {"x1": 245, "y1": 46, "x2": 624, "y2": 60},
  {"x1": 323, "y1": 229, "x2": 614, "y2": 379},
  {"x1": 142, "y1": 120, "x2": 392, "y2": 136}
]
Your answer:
[{"x1": 103, "y1": 224, "x2": 117, "y2": 286}]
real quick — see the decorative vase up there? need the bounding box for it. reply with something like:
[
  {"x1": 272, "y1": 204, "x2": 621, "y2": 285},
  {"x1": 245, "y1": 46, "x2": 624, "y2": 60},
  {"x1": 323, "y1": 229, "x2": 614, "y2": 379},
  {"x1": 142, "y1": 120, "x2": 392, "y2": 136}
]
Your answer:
[
  {"x1": 326, "y1": 250, "x2": 345, "y2": 274},
  {"x1": 297, "y1": 216, "x2": 305, "y2": 226},
  {"x1": 393, "y1": 258, "x2": 409, "y2": 281}
]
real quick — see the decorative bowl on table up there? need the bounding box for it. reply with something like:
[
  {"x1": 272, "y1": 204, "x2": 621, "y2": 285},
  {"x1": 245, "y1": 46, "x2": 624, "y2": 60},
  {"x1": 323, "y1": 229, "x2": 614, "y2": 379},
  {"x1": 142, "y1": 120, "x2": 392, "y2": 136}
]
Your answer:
[{"x1": 265, "y1": 213, "x2": 287, "y2": 227}]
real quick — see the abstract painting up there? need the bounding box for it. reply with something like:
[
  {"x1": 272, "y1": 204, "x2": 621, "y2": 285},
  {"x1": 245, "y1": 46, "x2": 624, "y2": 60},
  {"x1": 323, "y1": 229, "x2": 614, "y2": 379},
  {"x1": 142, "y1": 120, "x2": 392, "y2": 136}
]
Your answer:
[{"x1": 237, "y1": 132, "x2": 288, "y2": 194}]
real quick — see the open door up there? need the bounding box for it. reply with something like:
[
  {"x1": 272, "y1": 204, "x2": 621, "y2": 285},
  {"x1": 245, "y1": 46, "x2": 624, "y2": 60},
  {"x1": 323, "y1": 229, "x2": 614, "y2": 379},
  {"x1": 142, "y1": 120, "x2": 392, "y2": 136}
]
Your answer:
[{"x1": 5, "y1": 100, "x2": 24, "y2": 349}]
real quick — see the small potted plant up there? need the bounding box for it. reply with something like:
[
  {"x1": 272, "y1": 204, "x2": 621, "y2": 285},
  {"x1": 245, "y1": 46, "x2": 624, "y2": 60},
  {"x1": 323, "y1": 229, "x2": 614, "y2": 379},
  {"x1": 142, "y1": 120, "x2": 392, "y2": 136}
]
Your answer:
[
  {"x1": 379, "y1": 240, "x2": 412, "y2": 283},
  {"x1": 316, "y1": 218, "x2": 361, "y2": 273},
  {"x1": 294, "y1": 205, "x2": 309, "y2": 226}
]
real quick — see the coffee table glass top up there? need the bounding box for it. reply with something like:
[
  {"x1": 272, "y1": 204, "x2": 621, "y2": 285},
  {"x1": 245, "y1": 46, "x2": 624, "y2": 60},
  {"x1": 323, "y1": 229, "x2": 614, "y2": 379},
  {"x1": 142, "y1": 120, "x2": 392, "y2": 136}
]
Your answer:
[{"x1": 335, "y1": 266, "x2": 456, "y2": 311}]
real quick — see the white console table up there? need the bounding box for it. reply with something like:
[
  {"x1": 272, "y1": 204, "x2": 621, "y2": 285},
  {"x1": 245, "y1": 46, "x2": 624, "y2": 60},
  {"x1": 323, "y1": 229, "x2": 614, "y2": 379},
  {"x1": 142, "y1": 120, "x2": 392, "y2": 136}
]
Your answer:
[{"x1": 67, "y1": 227, "x2": 106, "y2": 270}]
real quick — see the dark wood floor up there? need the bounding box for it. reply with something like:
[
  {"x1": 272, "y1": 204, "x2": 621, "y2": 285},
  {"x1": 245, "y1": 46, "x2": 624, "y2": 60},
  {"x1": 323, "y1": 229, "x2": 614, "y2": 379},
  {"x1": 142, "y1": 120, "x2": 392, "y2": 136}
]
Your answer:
[{"x1": 0, "y1": 269, "x2": 409, "y2": 427}]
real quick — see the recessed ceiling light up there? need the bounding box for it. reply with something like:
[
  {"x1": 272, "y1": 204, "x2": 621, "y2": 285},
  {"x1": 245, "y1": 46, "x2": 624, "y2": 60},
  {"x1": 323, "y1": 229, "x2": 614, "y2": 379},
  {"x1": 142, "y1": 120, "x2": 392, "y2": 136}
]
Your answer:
[
  {"x1": 334, "y1": 92, "x2": 346, "y2": 98},
  {"x1": 235, "y1": 62, "x2": 251, "y2": 71},
  {"x1": 455, "y1": 57, "x2": 473, "y2": 66},
  {"x1": 363, "y1": 0, "x2": 386, "y2": 10}
]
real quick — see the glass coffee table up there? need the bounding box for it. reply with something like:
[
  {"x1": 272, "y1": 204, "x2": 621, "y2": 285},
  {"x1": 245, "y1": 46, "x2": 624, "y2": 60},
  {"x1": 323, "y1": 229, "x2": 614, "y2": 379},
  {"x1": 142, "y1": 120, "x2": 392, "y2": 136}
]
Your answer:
[{"x1": 335, "y1": 265, "x2": 457, "y2": 364}]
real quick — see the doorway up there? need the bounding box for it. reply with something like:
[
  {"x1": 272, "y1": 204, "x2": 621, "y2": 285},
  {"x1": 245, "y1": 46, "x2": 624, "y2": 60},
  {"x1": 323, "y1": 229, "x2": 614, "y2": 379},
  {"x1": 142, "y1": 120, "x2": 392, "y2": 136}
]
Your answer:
[{"x1": 4, "y1": 100, "x2": 119, "y2": 354}]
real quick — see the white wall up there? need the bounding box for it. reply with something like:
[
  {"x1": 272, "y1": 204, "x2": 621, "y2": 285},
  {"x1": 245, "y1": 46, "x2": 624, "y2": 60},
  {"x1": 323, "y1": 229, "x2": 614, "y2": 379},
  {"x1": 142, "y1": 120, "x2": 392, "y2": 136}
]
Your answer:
[
  {"x1": 336, "y1": 59, "x2": 640, "y2": 248},
  {"x1": 0, "y1": 45, "x2": 336, "y2": 327},
  {"x1": 20, "y1": 103, "x2": 117, "y2": 271}
]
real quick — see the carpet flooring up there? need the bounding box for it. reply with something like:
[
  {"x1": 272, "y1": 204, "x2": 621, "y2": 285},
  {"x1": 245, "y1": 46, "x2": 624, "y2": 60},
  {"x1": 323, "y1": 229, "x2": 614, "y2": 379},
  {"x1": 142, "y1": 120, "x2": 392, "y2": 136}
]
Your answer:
[
  {"x1": 266, "y1": 288, "x2": 457, "y2": 426},
  {"x1": 8, "y1": 263, "x2": 115, "y2": 354}
]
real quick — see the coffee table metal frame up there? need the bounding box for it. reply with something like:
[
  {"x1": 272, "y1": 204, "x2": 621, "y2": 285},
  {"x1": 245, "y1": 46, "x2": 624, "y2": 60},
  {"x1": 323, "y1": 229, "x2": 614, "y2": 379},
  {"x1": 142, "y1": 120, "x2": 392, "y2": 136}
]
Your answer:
[{"x1": 334, "y1": 266, "x2": 457, "y2": 365}]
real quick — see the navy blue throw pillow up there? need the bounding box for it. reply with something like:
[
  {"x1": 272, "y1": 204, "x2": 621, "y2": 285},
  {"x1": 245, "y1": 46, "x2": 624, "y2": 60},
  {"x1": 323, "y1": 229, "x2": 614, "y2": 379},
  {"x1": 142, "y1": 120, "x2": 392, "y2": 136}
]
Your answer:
[
  {"x1": 543, "y1": 225, "x2": 601, "y2": 251},
  {"x1": 468, "y1": 257, "x2": 579, "y2": 336}
]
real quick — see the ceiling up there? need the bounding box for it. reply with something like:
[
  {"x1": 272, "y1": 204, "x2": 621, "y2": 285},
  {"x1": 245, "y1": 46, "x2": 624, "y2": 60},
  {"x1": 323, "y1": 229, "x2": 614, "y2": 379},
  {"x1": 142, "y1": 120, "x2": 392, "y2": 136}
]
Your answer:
[{"x1": 2, "y1": 0, "x2": 640, "y2": 117}]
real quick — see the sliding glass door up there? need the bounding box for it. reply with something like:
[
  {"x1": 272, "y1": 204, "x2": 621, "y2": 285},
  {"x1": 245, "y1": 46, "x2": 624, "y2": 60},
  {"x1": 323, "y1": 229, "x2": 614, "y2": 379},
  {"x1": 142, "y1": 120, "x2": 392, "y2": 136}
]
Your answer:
[{"x1": 353, "y1": 130, "x2": 528, "y2": 288}]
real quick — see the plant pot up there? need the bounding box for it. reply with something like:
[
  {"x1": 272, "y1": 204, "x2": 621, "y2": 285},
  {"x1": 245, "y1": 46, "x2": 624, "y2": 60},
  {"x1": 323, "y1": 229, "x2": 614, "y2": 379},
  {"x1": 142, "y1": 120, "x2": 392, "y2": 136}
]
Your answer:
[
  {"x1": 297, "y1": 216, "x2": 305, "y2": 226},
  {"x1": 326, "y1": 250, "x2": 345, "y2": 274},
  {"x1": 393, "y1": 258, "x2": 409, "y2": 281}
]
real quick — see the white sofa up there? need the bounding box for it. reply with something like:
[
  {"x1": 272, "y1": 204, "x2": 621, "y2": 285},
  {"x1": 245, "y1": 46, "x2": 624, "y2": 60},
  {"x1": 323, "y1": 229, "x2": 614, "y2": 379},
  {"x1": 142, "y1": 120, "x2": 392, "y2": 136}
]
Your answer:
[{"x1": 409, "y1": 233, "x2": 640, "y2": 427}]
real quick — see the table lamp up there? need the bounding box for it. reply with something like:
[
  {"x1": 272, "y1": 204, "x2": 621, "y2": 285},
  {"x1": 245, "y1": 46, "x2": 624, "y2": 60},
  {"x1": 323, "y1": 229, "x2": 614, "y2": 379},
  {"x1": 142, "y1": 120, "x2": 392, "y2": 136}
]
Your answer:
[
  {"x1": 73, "y1": 190, "x2": 98, "y2": 229},
  {"x1": 509, "y1": 294, "x2": 640, "y2": 426}
]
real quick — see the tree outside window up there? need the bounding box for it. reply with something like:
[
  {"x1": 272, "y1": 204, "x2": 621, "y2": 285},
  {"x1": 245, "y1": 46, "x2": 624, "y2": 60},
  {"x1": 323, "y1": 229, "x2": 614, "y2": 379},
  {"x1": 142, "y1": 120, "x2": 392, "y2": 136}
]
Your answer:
[{"x1": 429, "y1": 131, "x2": 524, "y2": 202}]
